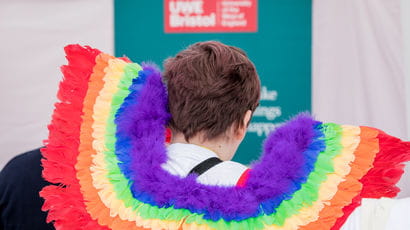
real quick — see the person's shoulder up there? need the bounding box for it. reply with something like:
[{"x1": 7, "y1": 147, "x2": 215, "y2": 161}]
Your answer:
[
  {"x1": 0, "y1": 148, "x2": 54, "y2": 229},
  {"x1": 216, "y1": 161, "x2": 248, "y2": 172},
  {"x1": 197, "y1": 161, "x2": 248, "y2": 186},
  {"x1": 1, "y1": 148, "x2": 42, "y2": 176},
  {"x1": 0, "y1": 147, "x2": 46, "y2": 190}
]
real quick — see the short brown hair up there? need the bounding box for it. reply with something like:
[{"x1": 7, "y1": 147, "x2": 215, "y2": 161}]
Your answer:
[{"x1": 163, "y1": 41, "x2": 260, "y2": 141}]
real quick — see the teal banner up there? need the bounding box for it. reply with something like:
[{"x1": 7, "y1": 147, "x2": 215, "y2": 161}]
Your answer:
[{"x1": 115, "y1": 0, "x2": 311, "y2": 164}]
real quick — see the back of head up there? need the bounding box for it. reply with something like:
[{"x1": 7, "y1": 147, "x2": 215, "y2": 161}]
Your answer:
[{"x1": 163, "y1": 41, "x2": 260, "y2": 141}]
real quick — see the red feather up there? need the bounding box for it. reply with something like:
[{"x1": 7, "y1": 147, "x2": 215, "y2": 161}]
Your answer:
[
  {"x1": 40, "y1": 45, "x2": 108, "y2": 229},
  {"x1": 331, "y1": 129, "x2": 410, "y2": 230}
]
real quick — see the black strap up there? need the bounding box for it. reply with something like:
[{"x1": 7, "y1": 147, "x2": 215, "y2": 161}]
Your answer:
[{"x1": 189, "y1": 157, "x2": 223, "y2": 176}]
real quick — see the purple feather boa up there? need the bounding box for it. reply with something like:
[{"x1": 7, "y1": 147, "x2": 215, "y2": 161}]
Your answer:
[{"x1": 115, "y1": 64, "x2": 324, "y2": 221}]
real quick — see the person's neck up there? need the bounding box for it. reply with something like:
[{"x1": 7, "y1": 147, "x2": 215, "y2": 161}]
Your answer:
[{"x1": 170, "y1": 132, "x2": 235, "y2": 161}]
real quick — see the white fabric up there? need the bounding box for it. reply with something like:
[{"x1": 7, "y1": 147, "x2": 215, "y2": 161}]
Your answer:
[
  {"x1": 341, "y1": 198, "x2": 410, "y2": 230},
  {"x1": 312, "y1": 0, "x2": 410, "y2": 197},
  {"x1": 385, "y1": 197, "x2": 410, "y2": 229},
  {"x1": 0, "y1": 0, "x2": 113, "y2": 169},
  {"x1": 360, "y1": 198, "x2": 394, "y2": 230},
  {"x1": 162, "y1": 143, "x2": 248, "y2": 186}
]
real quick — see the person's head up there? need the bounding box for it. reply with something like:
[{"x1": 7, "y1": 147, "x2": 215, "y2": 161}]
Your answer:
[{"x1": 163, "y1": 41, "x2": 260, "y2": 160}]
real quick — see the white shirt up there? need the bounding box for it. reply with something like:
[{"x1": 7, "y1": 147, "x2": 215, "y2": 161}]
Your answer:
[{"x1": 162, "y1": 143, "x2": 248, "y2": 186}]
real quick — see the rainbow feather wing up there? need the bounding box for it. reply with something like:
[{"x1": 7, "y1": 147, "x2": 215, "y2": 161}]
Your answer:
[{"x1": 41, "y1": 45, "x2": 410, "y2": 230}]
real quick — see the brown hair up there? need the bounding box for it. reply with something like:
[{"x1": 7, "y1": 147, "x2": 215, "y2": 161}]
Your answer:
[{"x1": 163, "y1": 41, "x2": 260, "y2": 141}]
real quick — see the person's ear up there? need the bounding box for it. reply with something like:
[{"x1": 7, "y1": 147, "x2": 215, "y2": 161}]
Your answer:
[{"x1": 235, "y1": 110, "x2": 252, "y2": 140}]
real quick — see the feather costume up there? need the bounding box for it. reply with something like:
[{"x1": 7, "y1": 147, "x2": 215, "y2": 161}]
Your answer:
[{"x1": 40, "y1": 45, "x2": 410, "y2": 230}]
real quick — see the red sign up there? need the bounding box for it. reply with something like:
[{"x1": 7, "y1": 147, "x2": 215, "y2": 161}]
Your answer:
[{"x1": 164, "y1": 0, "x2": 258, "y2": 33}]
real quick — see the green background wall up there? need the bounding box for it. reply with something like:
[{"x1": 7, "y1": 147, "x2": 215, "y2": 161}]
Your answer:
[{"x1": 115, "y1": 0, "x2": 311, "y2": 164}]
